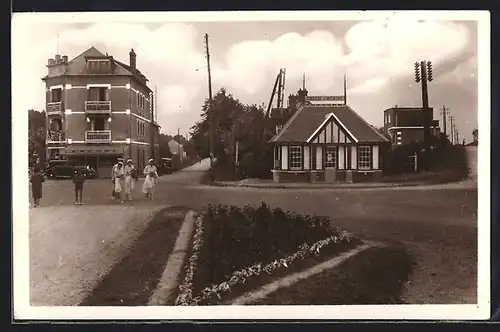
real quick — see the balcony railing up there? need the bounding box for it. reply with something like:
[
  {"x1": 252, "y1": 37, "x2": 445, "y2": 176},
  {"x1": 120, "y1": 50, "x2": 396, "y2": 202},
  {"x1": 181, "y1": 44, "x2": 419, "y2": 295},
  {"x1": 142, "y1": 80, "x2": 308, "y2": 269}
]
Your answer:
[
  {"x1": 47, "y1": 102, "x2": 63, "y2": 116},
  {"x1": 85, "y1": 130, "x2": 112, "y2": 143},
  {"x1": 85, "y1": 100, "x2": 112, "y2": 114},
  {"x1": 47, "y1": 130, "x2": 65, "y2": 142}
]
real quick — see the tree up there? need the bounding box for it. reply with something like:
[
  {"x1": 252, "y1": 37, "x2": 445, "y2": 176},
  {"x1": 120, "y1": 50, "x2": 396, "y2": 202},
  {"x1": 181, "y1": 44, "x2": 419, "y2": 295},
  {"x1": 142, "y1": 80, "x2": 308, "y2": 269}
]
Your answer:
[
  {"x1": 472, "y1": 129, "x2": 478, "y2": 143},
  {"x1": 190, "y1": 88, "x2": 246, "y2": 159},
  {"x1": 28, "y1": 109, "x2": 46, "y2": 167},
  {"x1": 190, "y1": 87, "x2": 299, "y2": 180}
]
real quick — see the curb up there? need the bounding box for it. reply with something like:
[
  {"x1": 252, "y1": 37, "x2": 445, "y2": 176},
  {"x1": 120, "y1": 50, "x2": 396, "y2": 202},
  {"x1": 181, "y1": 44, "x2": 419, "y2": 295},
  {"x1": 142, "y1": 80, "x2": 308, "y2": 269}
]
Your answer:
[
  {"x1": 208, "y1": 182, "x2": 430, "y2": 190},
  {"x1": 147, "y1": 210, "x2": 196, "y2": 306},
  {"x1": 229, "y1": 241, "x2": 381, "y2": 305}
]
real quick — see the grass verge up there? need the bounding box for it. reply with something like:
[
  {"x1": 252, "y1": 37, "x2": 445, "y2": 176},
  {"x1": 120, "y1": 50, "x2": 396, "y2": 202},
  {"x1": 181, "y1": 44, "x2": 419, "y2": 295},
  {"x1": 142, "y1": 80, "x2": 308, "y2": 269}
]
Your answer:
[
  {"x1": 79, "y1": 206, "x2": 189, "y2": 306},
  {"x1": 253, "y1": 244, "x2": 415, "y2": 305},
  {"x1": 185, "y1": 203, "x2": 360, "y2": 305}
]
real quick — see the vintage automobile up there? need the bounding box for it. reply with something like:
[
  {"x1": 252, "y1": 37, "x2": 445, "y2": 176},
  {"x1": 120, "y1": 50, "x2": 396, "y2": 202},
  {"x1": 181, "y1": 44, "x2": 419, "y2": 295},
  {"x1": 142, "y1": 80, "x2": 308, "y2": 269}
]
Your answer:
[
  {"x1": 45, "y1": 160, "x2": 96, "y2": 179},
  {"x1": 157, "y1": 157, "x2": 173, "y2": 176}
]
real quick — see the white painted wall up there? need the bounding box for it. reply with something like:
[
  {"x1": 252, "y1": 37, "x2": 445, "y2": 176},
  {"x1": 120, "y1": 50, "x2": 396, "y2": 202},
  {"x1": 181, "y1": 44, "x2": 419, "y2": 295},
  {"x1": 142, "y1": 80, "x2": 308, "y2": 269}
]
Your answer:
[
  {"x1": 316, "y1": 146, "x2": 322, "y2": 170},
  {"x1": 338, "y1": 146, "x2": 345, "y2": 169},
  {"x1": 304, "y1": 146, "x2": 310, "y2": 170},
  {"x1": 372, "y1": 145, "x2": 379, "y2": 170},
  {"x1": 351, "y1": 145, "x2": 357, "y2": 169},
  {"x1": 281, "y1": 145, "x2": 288, "y2": 170}
]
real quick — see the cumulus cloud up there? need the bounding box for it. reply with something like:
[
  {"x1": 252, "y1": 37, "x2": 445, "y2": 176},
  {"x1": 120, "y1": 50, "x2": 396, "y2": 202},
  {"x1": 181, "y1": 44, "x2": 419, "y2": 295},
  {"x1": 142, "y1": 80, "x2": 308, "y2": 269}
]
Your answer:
[{"x1": 13, "y1": 17, "x2": 476, "y2": 138}]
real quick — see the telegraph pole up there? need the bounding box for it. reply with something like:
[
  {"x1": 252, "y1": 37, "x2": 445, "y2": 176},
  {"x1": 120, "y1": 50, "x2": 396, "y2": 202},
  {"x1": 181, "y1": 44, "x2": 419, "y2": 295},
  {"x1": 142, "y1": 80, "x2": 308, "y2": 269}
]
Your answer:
[
  {"x1": 204, "y1": 33, "x2": 214, "y2": 167},
  {"x1": 414, "y1": 60, "x2": 433, "y2": 170},
  {"x1": 450, "y1": 116, "x2": 455, "y2": 144},
  {"x1": 440, "y1": 105, "x2": 449, "y2": 138}
]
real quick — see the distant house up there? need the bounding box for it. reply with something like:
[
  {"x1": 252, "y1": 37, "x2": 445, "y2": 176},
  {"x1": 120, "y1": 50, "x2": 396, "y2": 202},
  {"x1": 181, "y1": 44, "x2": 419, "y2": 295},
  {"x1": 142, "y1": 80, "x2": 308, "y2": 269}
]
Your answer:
[
  {"x1": 168, "y1": 139, "x2": 186, "y2": 162},
  {"x1": 269, "y1": 92, "x2": 389, "y2": 183},
  {"x1": 383, "y1": 106, "x2": 440, "y2": 146}
]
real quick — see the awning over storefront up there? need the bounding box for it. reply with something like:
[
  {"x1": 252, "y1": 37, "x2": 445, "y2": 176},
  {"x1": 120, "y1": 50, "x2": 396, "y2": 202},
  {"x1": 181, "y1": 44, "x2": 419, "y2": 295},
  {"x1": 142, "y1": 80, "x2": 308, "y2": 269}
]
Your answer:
[{"x1": 61, "y1": 145, "x2": 124, "y2": 156}]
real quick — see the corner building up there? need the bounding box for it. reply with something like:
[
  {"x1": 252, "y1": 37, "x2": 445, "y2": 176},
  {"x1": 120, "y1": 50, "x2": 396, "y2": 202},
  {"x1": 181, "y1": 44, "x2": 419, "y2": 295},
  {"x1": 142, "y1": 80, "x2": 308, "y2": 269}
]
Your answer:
[{"x1": 42, "y1": 46, "x2": 160, "y2": 177}]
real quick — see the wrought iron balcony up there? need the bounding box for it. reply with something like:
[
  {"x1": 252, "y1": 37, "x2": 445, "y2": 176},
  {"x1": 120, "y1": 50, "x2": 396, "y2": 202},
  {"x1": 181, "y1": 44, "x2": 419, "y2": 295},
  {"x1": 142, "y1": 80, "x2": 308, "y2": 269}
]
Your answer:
[
  {"x1": 47, "y1": 130, "x2": 66, "y2": 142},
  {"x1": 85, "y1": 130, "x2": 112, "y2": 143},
  {"x1": 85, "y1": 100, "x2": 112, "y2": 114},
  {"x1": 46, "y1": 102, "x2": 63, "y2": 116}
]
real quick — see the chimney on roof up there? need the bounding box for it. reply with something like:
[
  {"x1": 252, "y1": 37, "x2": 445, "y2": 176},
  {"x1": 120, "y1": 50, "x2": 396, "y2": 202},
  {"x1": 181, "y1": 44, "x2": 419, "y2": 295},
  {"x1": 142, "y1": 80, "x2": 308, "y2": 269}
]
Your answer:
[
  {"x1": 129, "y1": 49, "x2": 137, "y2": 71},
  {"x1": 47, "y1": 54, "x2": 68, "y2": 77}
]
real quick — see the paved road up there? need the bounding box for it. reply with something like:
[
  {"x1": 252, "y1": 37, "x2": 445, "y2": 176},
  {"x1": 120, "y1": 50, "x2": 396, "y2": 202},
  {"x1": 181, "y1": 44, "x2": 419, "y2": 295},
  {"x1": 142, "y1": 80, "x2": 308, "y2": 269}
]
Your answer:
[
  {"x1": 30, "y1": 158, "x2": 478, "y2": 304},
  {"x1": 29, "y1": 160, "x2": 210, "y2": 306}
]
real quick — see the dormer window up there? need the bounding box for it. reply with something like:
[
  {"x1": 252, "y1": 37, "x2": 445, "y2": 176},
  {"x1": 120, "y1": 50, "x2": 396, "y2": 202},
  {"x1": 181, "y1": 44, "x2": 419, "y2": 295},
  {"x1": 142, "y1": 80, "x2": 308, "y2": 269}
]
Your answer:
[{"x1": 87, "y1": 59, "x2": 112, "y2": 73}]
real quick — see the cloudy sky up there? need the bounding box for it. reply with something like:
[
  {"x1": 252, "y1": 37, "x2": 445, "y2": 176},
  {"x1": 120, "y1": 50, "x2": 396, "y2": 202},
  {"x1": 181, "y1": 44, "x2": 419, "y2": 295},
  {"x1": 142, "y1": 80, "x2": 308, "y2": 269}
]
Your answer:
[{"x1": 13, "y1": 14, "x2": 479, "y2": 142}]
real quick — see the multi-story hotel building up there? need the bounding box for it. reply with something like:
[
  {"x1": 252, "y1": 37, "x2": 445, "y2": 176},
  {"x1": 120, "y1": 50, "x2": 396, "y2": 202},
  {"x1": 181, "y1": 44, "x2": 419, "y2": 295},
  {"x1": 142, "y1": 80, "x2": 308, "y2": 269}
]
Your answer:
[{"x1": 42, "y1": 46, "x2": 160, "y2": 177}]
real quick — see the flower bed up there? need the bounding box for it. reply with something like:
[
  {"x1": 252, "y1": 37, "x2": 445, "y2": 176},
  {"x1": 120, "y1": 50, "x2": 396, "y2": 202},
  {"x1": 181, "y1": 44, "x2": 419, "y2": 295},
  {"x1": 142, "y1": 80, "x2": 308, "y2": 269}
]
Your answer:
[{"x1": 175, "y1": 203, "x2": 361, "y2": 305}]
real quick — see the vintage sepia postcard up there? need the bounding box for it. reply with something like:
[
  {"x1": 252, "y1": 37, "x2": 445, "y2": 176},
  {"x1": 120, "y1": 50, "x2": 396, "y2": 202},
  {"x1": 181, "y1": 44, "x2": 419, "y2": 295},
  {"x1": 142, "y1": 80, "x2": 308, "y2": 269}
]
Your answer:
[{"x1": 12, "y1": 10, "x2": 490, "y2": 320}]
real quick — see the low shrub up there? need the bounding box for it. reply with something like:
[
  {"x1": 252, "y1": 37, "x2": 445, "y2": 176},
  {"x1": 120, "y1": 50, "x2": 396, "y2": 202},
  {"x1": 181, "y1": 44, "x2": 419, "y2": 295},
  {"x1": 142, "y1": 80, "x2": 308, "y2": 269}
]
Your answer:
[
  {"x1": 383, "y1": 135, "x2": 469, "y2": 182},
  {"x1": 193, "y1": 202, "x2": 344, "y2": 293}
]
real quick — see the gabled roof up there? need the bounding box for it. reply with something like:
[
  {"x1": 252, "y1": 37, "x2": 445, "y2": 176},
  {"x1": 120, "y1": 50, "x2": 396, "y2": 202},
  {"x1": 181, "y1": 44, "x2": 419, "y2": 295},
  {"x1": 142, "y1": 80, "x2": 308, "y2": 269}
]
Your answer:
[
  {"x1": 42, "y1": 46, "x2": 151, "y2": 91},
  {"x1": 384, "y1": 106, "x2": 434, "y2": 112},
  {"x1": 270, "y1": 104, "x2": 388, "y2": 144}
]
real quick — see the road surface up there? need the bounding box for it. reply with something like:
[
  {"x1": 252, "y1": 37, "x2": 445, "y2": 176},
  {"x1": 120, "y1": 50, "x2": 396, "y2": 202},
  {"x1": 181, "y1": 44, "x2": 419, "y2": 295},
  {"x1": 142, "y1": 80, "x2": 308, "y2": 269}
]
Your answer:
[
  {"x1": 29, "y1": 158, "x2": 478, "y2": 305},
  {"x1": 29, "y1": 161, "x2": 209, "y2": 306}
]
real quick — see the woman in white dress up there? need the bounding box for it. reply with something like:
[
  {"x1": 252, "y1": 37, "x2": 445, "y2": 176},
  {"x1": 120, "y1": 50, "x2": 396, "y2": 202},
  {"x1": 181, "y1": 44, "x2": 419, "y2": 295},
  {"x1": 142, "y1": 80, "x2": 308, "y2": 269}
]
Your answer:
[
  {"x1": 124, "y1": 159, "x2": 136, "y2": 201},
  {"x1": 142, "y1": 159, "x2": 158, "y2": 200},
  {"x1": 113, "y1": 162, "x2": 125, "y2": 203}
]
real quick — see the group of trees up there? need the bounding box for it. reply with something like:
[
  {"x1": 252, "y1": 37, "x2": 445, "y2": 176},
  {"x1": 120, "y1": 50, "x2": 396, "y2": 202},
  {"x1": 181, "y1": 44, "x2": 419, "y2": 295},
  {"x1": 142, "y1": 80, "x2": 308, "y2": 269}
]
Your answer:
[
  {"x1": 190, "y1": 88, "x2": 294, "y2": 180},
  {"x1": 28, "y1": 109, "x2": 46, "y2": 167}
]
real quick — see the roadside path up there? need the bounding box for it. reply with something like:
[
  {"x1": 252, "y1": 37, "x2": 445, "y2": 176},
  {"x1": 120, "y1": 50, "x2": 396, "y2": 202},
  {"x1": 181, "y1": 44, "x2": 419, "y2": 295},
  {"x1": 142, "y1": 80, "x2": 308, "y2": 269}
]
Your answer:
[{"x1": 30, "y1": 205, "x2": 162, "y2": 306}]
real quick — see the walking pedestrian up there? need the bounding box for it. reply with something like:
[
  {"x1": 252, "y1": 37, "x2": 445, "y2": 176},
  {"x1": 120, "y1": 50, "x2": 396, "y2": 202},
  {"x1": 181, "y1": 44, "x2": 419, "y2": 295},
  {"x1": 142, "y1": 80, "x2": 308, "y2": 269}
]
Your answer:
[
  {"x1": 30, "y1": 167, "x2": 45, "y2": 207},
  {"x1": 113, "y1": 161, "x2": 125, "y2": 203},
  {"x1": 111, "y1": 157, "x2": 124, "y2": 199},
  {"x1": 142, "y1": 159, "x2": 158, "y2": 200},
  {"x1": 124, "y1": 159, "x2": 136, "y2": 201},
  {"x1": 73, "y1": 169, "x2": 85, "y2": 205}
]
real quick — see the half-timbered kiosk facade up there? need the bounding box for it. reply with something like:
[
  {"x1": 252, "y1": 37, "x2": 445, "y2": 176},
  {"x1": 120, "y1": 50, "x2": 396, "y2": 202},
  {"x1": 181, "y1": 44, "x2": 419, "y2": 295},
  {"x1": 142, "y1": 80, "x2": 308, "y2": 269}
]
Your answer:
[{"x1": 269, "y1": 94, "x2": 389, "y2": 183}]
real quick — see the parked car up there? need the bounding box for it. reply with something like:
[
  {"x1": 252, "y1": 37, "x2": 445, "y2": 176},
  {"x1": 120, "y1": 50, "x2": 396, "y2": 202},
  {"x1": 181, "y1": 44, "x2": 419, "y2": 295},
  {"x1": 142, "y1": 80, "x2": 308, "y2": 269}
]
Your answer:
[
  {"x1": 74, "y1": 165, "x2": 96, "y2": 179},
  {"x1": 45, "y1": 160, "x2": 96, "y2": 179},
  {"x1": 157, "y1": 157, "x2": 173, "y2": 176}
]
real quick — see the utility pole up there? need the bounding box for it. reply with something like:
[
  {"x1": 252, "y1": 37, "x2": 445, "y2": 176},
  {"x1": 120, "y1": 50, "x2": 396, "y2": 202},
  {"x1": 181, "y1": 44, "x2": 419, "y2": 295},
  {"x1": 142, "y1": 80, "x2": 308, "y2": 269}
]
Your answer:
[
  {"x1": 150, "y1": 91, "x2": 155, "y2": 161},
  {"x1": 450, "y1": 116, "x2": 455, "y2": 144},
  {"x1": 441, "y1": 105, "x2": 449, "y2": 138},
  {"x1": 414, "y1": 60, "x2": 433, "y2": 170},
  {"x1": 204, "y1": 33, "x2": 214, "y2": 167},
  {"x1": 455, "y1": 128, "x2": 459, "y2": 146},
  {"x1": 234, "y1": 140, "x2": 239, "y2": 180}
]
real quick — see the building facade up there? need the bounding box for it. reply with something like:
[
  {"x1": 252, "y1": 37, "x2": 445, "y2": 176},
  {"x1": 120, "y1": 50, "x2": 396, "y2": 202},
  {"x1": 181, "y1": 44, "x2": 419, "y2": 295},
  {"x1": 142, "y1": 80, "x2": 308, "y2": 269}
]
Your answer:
[
  {"x1": 42, "y1": 46, "x2": 161, "y2": 177},
  {"x1": 383, "y1": 107, "x2": 440, "y2": 146},
  {"x1": 269, "y1": 90, "x2": 389, "y2": 183}
]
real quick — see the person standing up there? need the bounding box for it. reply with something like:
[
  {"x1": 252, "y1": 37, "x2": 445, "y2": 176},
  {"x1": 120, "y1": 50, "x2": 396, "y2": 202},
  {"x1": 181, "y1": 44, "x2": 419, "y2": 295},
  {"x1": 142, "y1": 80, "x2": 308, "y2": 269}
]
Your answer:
[
  {"x1": 124, "y1": 159, "x2": 136, "y2": 201},
  {"x1": 30, "y1": 168, "x2": 45, "y2": 207},
  {"x1": 73, "y1": 169, "x2": 85, "y2": 205},
  {"x1": 142, "y1": 159, "x2": 159, "y2": 200},
  {"x1": 111, "y1": 157, "x2": 124, "y2": 199},
  {"x1": 113, "y1": 161, "x2": 125, "y2": 203}
]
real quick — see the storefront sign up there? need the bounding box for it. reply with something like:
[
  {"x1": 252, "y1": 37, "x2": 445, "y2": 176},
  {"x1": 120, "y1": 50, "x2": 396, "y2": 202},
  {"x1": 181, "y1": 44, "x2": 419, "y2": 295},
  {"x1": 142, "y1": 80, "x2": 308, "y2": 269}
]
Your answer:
[
  {"x1": 306, "y1": 96, "x2": 344, "y2": 102},
  {"x1": 309, "y1": 104, "x2": 345, "y2": 107},
  {"x1": 61, "y1": 146, "x2": 124, "y2": 156}
]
